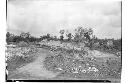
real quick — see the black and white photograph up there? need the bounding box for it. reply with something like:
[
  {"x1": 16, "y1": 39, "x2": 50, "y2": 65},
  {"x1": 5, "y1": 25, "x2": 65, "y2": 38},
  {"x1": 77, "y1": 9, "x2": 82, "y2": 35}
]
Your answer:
[{"x1": 6, "y1": 0, "x2": 122, "y2": 83}]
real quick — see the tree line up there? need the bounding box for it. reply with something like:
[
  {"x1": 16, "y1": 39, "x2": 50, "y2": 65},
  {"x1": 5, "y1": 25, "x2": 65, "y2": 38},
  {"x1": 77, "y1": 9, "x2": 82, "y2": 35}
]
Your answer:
[
  {"x1": 6, "y1": 27, "x2": 93, "y2": 43},
  {"x1": 6, "y1": 26, "x2": 121, "y2": 52}
]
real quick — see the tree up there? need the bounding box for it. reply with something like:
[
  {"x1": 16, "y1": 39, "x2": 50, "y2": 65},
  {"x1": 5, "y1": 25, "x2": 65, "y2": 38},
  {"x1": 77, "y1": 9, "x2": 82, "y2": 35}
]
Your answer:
[
  {"x1": 84, "y1": 28, "x2": 93, "y2": 41},
  {"x1": 73, "y1": 26, "x2": 94, "y2": 49},
  {"x1": 54, "y1": 36, "x2": 57, "y2": 40},
  {"x1": 66, "y1": 33, "x2": 72, "y2": 41},
  {"x1": 6, "y1": 32, "x2": 10, "y2": 44},
  {"x1": 20, "y1": 32, "x2": 30, "y2": 38},
  {"x1": 47, "y1": 33, "x2": 50, "y2": 38},
  {"x1": 60, "y1": 35, "x2": 64, "y2": 42},
  {"x1": 6, "y1": 32, "x2": 10, "y2": 38},
  {"x1": 74, "y1": 27, "x2": 93, "y2": 43},
  {"x1": 59, "y1": 30, "x2": 65, "y2": 35},
  {"x1": 59, "y1": 29, "x2": 65, "y2": 42},
  {"x1": 20, "y1": 32, "x2": 31, "y2": 43},
  {"x1": 26, "y1": 32, "x2": 31, "y2": 38},
  {"x1": 46, "y1": 33, "x2": 50, "y2": 41},
  {"x1": 40, "y1": 35, "x2": 46, "y2": 40},
  {"x1": 6, "y1": 32, "x2": 16, "y2": 44}
]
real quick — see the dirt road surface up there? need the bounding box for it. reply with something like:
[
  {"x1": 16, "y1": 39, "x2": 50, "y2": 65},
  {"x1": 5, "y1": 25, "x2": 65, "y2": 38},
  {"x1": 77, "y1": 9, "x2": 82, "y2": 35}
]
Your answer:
[{"x1": 9, "y1": 48, "x2": 61, "y2": 80}]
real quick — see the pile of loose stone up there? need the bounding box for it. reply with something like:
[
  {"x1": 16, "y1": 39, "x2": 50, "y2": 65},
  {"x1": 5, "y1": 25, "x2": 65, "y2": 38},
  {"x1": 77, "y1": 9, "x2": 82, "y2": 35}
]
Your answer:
[
  {"x1": 43, "y1": 50, "x2": 121, "y2": 79},
  {"x1": 43, "y1": 52, "x2": 102, "y2": 79}
]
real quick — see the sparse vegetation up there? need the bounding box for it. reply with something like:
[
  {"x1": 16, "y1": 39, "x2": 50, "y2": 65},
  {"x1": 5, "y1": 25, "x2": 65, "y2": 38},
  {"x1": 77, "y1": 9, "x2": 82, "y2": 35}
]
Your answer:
[{"x1": 6, "y1": 26, "x2": 121, "y2": 80}]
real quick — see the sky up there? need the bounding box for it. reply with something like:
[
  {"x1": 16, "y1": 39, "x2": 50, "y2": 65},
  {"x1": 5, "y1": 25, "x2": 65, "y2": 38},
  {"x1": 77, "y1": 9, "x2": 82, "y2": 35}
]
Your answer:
[{"x1": 7, "y1": 0, "x2": 121, "y2": 39}]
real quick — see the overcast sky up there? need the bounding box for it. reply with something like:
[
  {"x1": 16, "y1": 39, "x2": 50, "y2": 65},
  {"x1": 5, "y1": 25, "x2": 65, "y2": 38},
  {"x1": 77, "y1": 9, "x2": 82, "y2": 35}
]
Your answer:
[{"x1": 7, "y1": 0, "x2": 121, "y2": 39}]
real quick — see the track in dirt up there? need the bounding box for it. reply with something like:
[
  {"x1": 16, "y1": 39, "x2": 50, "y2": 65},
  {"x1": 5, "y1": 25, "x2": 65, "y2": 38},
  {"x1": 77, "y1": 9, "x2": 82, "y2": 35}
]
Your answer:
[
  {"x1": 7, "y1": 48, "x2": 120, "y2": 81},
  {"x1": 10, "y1": 49, "x2": 61, "y2": 80}
]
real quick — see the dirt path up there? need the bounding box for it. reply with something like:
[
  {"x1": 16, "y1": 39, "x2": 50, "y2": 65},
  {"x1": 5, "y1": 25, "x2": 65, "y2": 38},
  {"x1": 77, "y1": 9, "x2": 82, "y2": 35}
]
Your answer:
[
  {"x1": 13, "y1": 49, "x2": 61, "y2": 79},
  {"x1": 8, "y1": 48, "x2": 118, "y2": 80}
]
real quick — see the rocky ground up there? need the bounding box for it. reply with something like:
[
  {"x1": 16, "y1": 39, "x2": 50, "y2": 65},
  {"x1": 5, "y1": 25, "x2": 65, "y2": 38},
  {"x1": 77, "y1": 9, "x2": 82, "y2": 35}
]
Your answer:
[{"x1": 6, "y1": 41, "x2": 121, "y2": 83}]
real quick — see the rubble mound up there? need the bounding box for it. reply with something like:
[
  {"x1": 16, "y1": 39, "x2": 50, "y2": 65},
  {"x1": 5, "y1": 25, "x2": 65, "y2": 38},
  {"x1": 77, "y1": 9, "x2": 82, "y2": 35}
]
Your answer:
[{"x1": 43, "y1": 49, "x2": 121, "y2": 79}]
